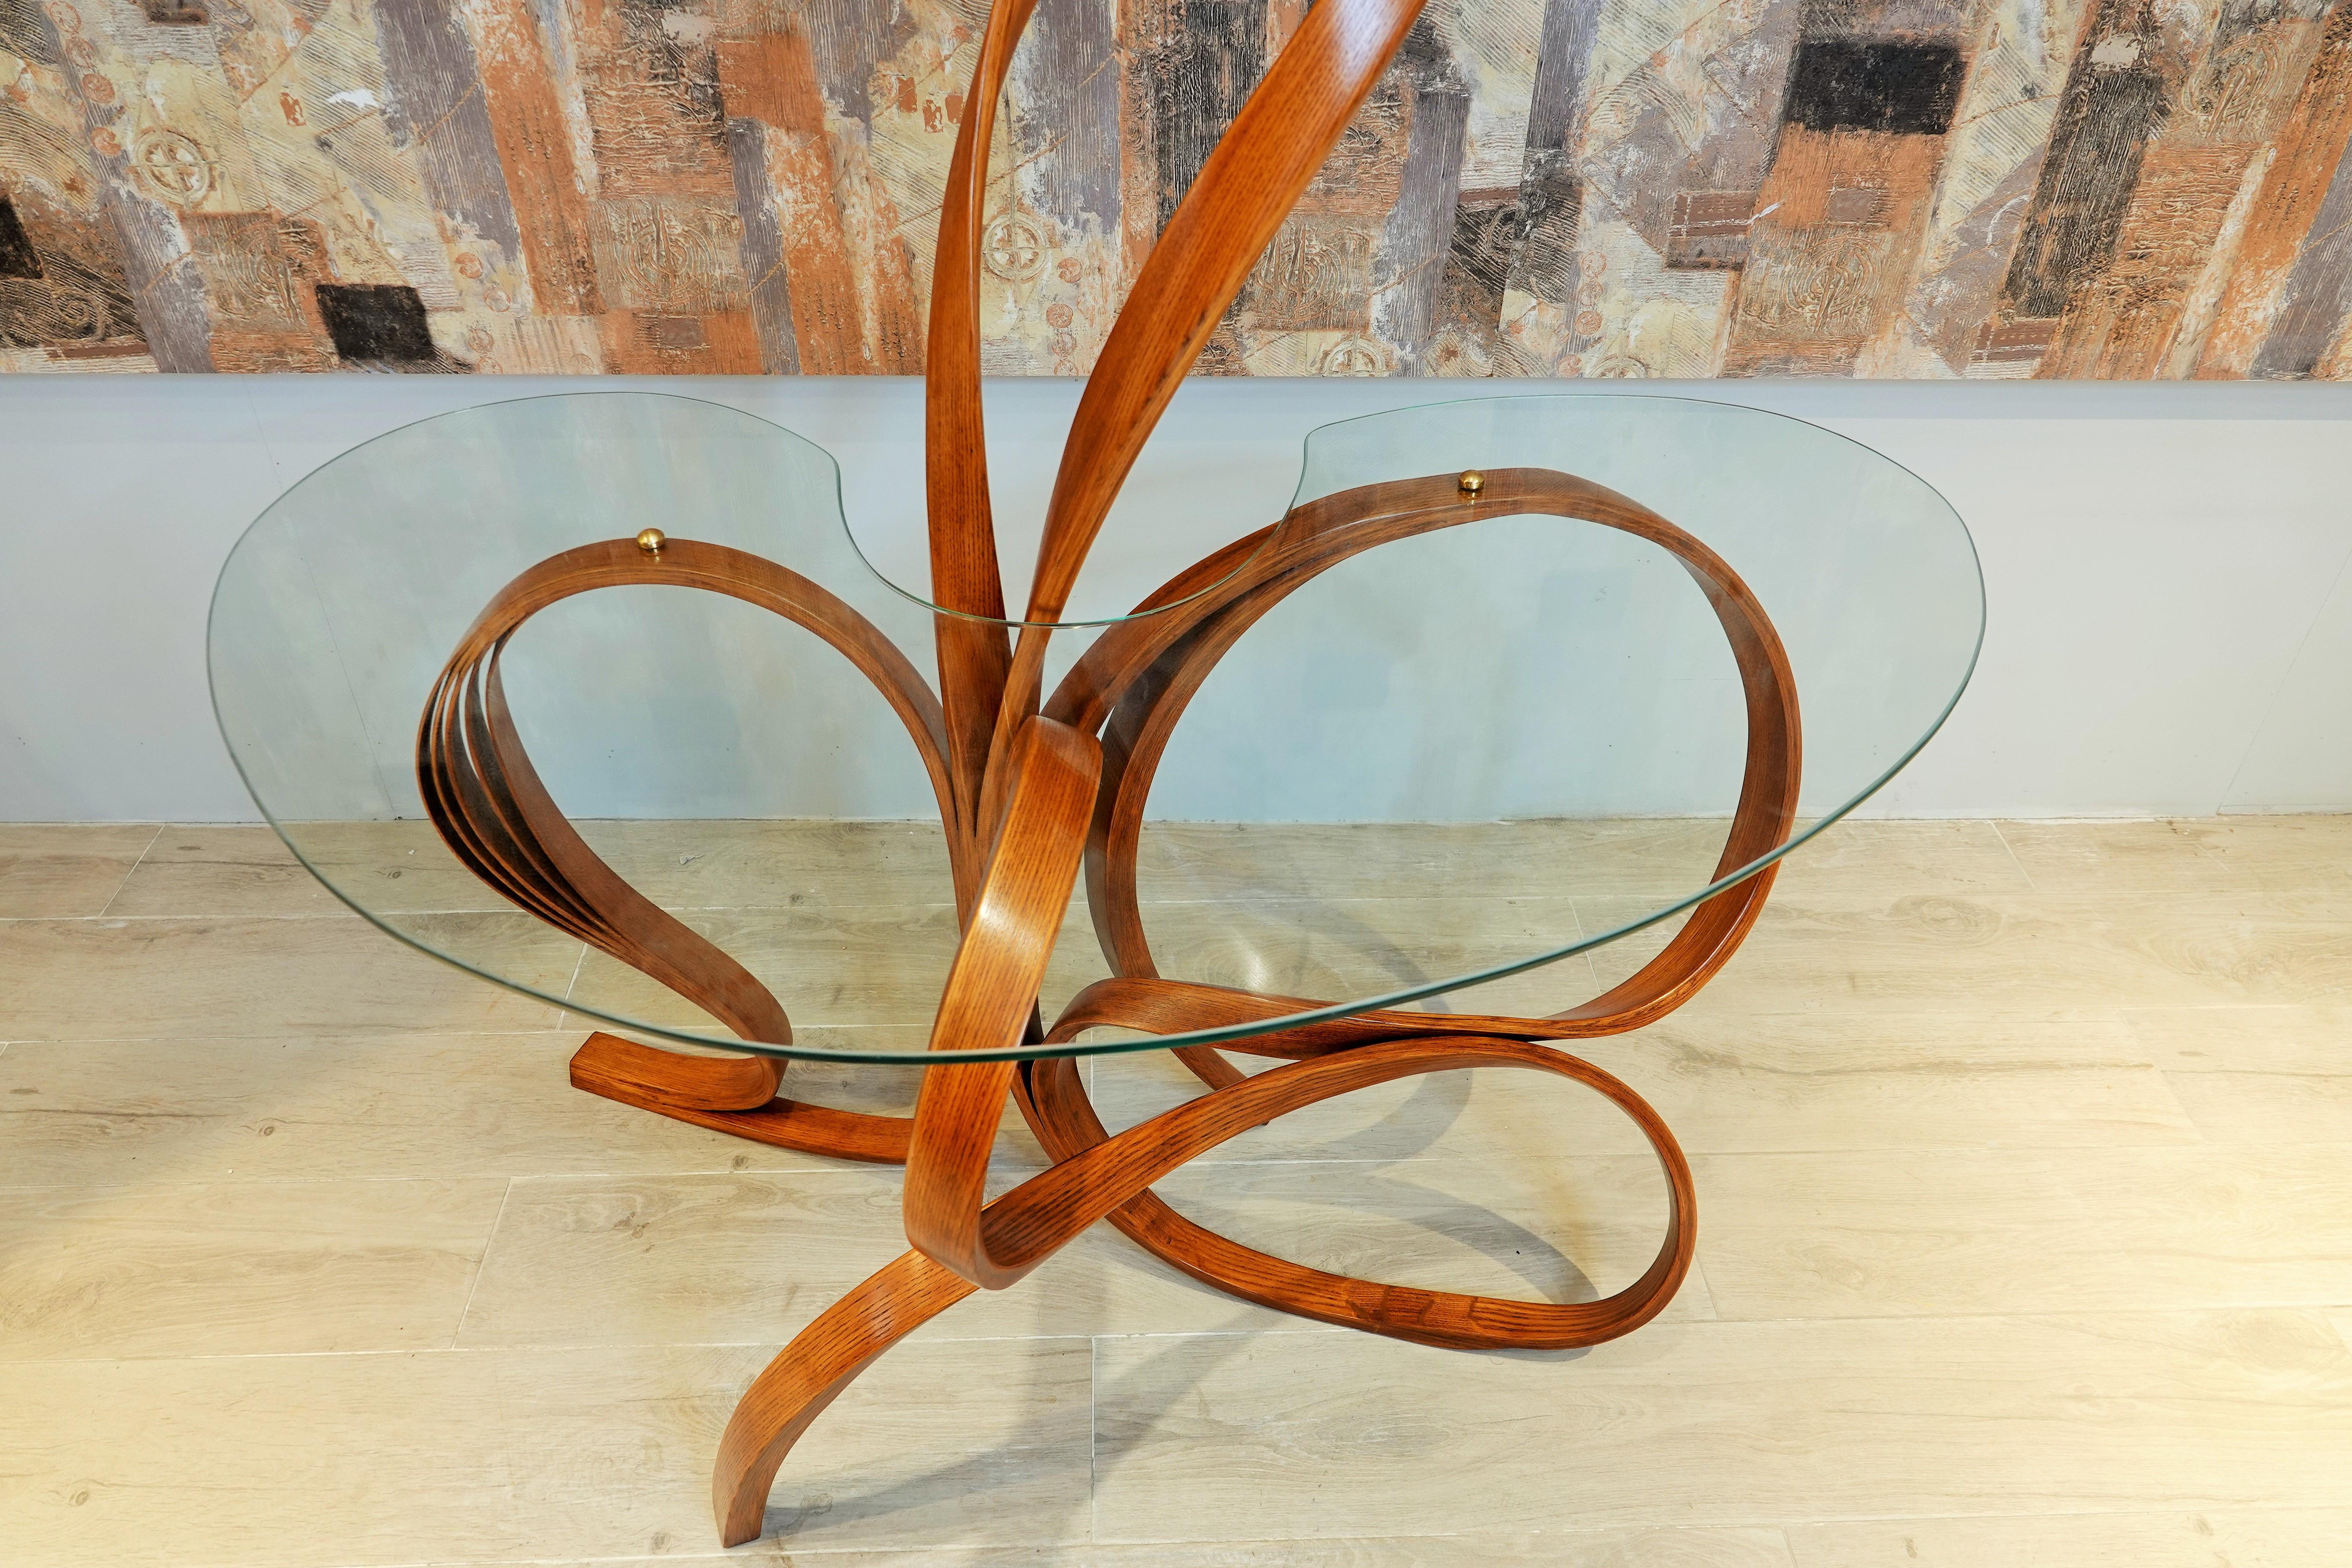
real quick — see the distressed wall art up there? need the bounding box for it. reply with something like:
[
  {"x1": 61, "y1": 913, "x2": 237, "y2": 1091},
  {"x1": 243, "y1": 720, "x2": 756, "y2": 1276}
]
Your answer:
[{"x1": 3, "y1": 0, "x2": 2351, "y2": 376}]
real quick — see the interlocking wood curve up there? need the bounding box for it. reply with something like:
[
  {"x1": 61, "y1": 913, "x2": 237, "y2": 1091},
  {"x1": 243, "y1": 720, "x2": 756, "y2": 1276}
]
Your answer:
[
  {"x1": 417, "y1": 537, "x2": 952, "y2": 1160},
  {"x1": 410, "y1": 0, "x2": 1804, "y2": 1547}
]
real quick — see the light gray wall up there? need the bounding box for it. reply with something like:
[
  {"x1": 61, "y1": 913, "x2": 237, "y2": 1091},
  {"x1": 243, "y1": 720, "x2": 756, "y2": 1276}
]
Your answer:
[{"x1": 3, "y1": 374, "x2": 2348, "y2": 821}]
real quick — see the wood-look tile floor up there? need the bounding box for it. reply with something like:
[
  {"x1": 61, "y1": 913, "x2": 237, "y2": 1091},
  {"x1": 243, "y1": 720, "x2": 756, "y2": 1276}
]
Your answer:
[{"x1": 3, "y1": 817, "x2": 2350, "y2": 1567}]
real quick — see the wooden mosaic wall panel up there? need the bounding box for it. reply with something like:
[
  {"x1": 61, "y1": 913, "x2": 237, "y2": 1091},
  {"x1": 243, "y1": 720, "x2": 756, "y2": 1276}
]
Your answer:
[{"x1": 4, "y1": 0, "x2": 2350, "y2": 375}]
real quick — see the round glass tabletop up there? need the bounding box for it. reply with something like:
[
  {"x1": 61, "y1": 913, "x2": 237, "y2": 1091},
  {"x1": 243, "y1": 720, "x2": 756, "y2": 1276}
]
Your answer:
[{"x1": 208, "y1": 389, "x2": 1982, "y2": 1064}]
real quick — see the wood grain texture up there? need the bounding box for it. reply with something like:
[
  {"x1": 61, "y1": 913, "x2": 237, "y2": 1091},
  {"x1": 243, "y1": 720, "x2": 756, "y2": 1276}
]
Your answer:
[
  {"x1": 399, "y1": 475, "x2": 1797, "y2": 1544},
  {"x1": 0, "y1": 909, "x2": 576, "y2": 1041},
  {"x1": 1047, "y1": 464, "x2": 1800, "y2": 1032},
  {"x1": 12, "y1": 820, "x2": 2352, "y2": 1566},
  {"x1": 1788, "y1": 1509, "x2": 2352, "y2": 1568},
  {"x1": 11, "y1": 0, "x2": 2351, "y2": 374},
  {"x1": 715, "y1": 1032, "x2": 1697, "y2": 1544},
  {"x1": 0, "y1": 823, "x2": 157, "y2": 917},
  {"x1": 0, "y1": 1029, "x2": 923, "y2": 1185},
  {"x1": 415, "y1": 535, "x2": 956, "y2": 1156},
  {"x1": 1087, "y1": 1308, "x2": 2352, "y2": 1538},
  {"x1": 0, "y1": 1176, "x2": 508, "y2": 1360},
  {"x1": 372, "y1": 0, "x2": 1837, "y2": 1542}
]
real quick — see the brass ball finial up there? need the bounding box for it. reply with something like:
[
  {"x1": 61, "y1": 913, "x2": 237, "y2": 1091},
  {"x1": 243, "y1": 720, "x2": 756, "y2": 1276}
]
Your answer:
[
  {"x1": 1458, "y1": 470, "x2": 1485, "y2": 497},
  {"x1": 636, "y1": 528, "x2": 666, "y2": 554}
]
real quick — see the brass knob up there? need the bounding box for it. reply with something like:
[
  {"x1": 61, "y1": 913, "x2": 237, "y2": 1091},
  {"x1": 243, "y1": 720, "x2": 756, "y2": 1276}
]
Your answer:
[
  {"x1": 636, "y1": 528, "x2": 666, "y2": 554},
  {"x1": 1458, "y1": 470, "x2": 1485, "y2": 497}
]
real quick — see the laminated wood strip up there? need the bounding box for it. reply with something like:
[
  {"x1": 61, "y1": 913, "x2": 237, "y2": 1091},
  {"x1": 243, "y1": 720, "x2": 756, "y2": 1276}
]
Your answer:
[{"x1": 416, "y1": 536, "x2": 956, "y2": 1147}]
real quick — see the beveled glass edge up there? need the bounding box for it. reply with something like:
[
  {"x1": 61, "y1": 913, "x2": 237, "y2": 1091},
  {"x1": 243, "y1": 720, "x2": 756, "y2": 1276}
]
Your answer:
[
  {"x1": 209, "y1": 386, "x2": 1985, "y2": 1066},
  {"x1": 1289, "y1": 387, "x2": 1965, "y2": 510},
  {"x1": 838, "y1": 472, "x2": 1279, "y2": 632},
  {"x1": 249, "y1": 387, "x2": 861, "y2": 528}
]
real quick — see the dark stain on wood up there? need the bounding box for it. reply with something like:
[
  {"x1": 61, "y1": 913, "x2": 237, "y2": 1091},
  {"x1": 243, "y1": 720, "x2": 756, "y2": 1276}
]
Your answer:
[
  {"x1": 316, "y1": 282, "x2": 438, "y2": 362},
  {"x1": 0, "y1": 213, "x2": 141, "y2": 351},
  {"x1": 1504, "y1": 0, "x2": 1601, "y2": 318},
  {"x1": 0, "y1": 0, "x2": 61, "y2": 61},
  {"x1": 1022, "y1": 0, "x2": 1124, "y2": 237},
  {"x1": 1782, "y1": 39, "x2": 1967, "y2": 135},
  {"x1": 0, "y1": 195, "x2": 39, "y2": 278},
  {"x1": 1373, "y1": 18, "x2": 1471, "y2": 370},
  {"x1": 5, "y1": 0, "x2": 2352, "y2": 377},
  {"x1": 1421, "y1": 191, "x2": 1522, "y2": 371},
  {"x1": 1146, "y1": 0, "x2": 1265, "y2": 236},
  {"x1": 2000, "y1": 0, "x2": 2177, "y2": 323}
]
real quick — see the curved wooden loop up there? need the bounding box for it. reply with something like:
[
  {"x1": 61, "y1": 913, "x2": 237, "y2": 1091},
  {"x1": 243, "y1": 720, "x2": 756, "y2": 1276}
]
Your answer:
[
  {"x1": 1048, "y1": 467, "x2": 1802, "y2": 1049},
  {"x1": 715, "y1": 1030, "x2": 1693, "y2": 1544},
  {"x1": 1051, "y1": 974, "x2": 1640, "y2": 1054},
  {"x1": 416, "y1": 536, "x2": 955, "y2": 1159},
  {"x1": 902, "y1": 715, "x2": 1102, "y2": 1287}
]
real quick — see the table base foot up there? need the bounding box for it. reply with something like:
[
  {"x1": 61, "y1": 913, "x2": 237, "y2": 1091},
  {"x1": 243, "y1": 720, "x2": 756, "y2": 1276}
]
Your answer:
[{"x1": 570, "y1": 1032, "x2": 913, "y2": 1164}]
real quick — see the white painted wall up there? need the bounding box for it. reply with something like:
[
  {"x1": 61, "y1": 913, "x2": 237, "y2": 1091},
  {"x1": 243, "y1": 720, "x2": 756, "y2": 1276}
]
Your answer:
[{"x1": 2, "y1": 372, "x2": 2348, "y2": 821}]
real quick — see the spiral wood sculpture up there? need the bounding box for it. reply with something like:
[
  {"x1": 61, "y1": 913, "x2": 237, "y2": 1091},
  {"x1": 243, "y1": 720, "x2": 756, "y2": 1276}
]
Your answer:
[{"x1": 416, "y1": 0, "x2": 1801, "y2": 1544}]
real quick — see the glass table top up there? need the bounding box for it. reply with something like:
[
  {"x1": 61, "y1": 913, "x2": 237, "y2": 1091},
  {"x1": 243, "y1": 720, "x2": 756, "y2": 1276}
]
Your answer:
[{"x1": 208, "y1": 390, "x2": 1982, "y2": 1063}]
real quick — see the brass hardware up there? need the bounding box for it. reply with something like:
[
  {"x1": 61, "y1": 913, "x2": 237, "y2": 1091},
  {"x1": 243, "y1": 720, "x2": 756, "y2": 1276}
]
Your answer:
[
  {"x1": 637, "y1": 528, "x2": 666, "y2": 554},
  {"x1": 1458, "y1": 470, "x2": 1485, "y2": 497}
]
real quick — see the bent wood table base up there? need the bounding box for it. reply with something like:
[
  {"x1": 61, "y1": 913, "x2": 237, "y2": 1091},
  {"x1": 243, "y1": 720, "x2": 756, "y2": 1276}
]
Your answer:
[
  {"x1": 404, "y1": 0, "x2": 1804, "y2": 1544},
  {"x1": 416, "y1": 467, "x2": 1800, "y2": 1547},
  {"x1": 183, "y1": 0, "x2": 2003, "y2": 1541}
]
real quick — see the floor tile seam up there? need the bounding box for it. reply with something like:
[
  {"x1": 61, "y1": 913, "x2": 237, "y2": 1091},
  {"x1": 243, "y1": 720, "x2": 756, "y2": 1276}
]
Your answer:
[
  {"x1": 0, "y1": 1173, "x2": 544, "y2": 1196},
  {"x1": 435, "y1": 1328, "x2": 1155, "y2": 1354},
  {"x1": 1682, "y1": 1253, "x2": 1724, "y2": 1321},
  {"x1": 1985, "y1": 820, "x2": 2042, "y2": 894},
  {"x1": 1087, "y1": 1333, "x2": 1100, "y2": 1544},
  {"x1": 559, "y1": 943, "x2": 590, "y2": 1005},
  {"x1": 0, "y1": 1029, "x2": 586, "y2": 1047},
  {"x1": 1688, "y1": 1140, "x2": 2352, "y2": 1165},
  {"x1": 1084, "y1": 1505, "x2": 2352, "y2": 1549},
  {"x1": 1030, "y1": 1525, "x2": 1814, "y2": 1553},
  {"x1": 488, "y1": 1165, "x2": 916, "y2": 1188},
  {"x1": 2103, "y1": 1128, "x2": 2352, "y2": 1152},
  {"x1": 0, "y1": 910, "x2": 369, "y2": 925},
  {"x1": 0, "y1": 1139, "x2": 2286, "y2": 1187},
  {"x1": 1678, "y1": 1295, "x2": 2352, "y2": 1326},
  {"x1": 2141, "y1": 1066, "x2": 2226, "y2": 1148},
  {"x1": 1783, "y1": 1503, "x2": 2352, "y2": 1531},
  {"x1": 548, "y1": 892, "x2": 1736, "y2": 916},
  {"x1": 1161, "y1": 1137, "x2": 2251, "y2": 1163},
  {"x1": 89, "y1": 823, "x2": 166, "y2": 918},
  {"x1": 2, "y1": 1330, "x2": 1122, "y2": 1369},
  {"x1": 1083, "y1": 1302, "x2": 2352, "y2": 1338},
  {"x1": 447, "y1": 1325, "x2": 1346, "y2": 1354},
  {"x1": 4, "y1": 1127, "x2": 2338, "y2": 1192},
  {"x1": 1078, "y1": 1510, "x2": 2327, "y2": 1550},
  {"x1": 2157, "y1": 1061, "x2": 2352, "y2": 1081},
  {"x1": 1610, "y1": 884, "x2": 2352, "y2": 913},
  {"x1": 18, "y1": 1301, "x2": 2352, "y2": 1368},
  {"x1": 451, "y1": 1175, "x2": 517, "y2": 1348}
]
